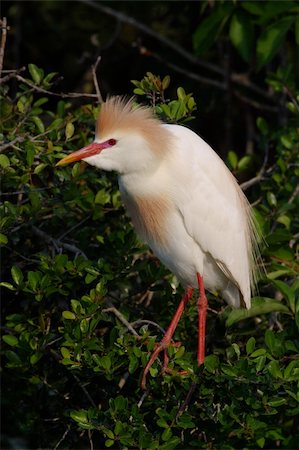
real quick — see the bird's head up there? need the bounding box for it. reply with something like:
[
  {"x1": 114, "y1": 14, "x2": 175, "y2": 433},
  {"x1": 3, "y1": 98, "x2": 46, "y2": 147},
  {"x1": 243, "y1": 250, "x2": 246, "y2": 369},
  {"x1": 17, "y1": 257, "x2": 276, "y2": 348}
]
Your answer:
[{"x1": 57, "y1": 97, "x2": 172, "y2": 174}]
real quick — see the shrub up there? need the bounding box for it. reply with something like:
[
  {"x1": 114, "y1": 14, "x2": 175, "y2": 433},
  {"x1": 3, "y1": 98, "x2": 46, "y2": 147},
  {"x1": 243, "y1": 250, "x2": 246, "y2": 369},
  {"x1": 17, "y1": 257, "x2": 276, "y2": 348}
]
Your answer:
[{"x1": 1, "y1": 63, "x2": 298, "y2": 449}]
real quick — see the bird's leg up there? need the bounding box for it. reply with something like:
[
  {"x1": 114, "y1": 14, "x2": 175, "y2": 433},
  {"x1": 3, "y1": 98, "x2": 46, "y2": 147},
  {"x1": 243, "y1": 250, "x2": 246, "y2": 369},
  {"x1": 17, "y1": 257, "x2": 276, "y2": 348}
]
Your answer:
[
  {"x1": 197, "y1": 272, "x2": 208, "y2": 365},
  {"x1": 141, "y1": 287, "x2": 193, "y2": 389}
]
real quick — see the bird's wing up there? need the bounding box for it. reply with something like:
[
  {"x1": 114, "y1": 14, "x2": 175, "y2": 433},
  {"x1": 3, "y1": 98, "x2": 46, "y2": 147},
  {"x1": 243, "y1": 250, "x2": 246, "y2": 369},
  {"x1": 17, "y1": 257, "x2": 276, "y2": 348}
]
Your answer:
[{"x1": 166, "y1": 125, "x2": 255, "y2": 307}]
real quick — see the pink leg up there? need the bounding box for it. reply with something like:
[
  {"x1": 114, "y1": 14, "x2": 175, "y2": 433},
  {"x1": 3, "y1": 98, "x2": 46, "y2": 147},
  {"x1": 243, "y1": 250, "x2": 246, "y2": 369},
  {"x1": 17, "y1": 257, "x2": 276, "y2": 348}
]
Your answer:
[
  {"x1": 197, "y1": 273, "x2": 208, "y2": 365},
  {"x1": 141, "y1": 287, "x2": 193, "y2": 389}
]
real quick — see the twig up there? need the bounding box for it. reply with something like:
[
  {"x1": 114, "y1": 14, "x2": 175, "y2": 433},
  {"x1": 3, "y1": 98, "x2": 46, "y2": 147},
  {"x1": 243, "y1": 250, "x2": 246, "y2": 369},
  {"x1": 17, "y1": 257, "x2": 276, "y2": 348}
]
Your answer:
[
  {"x1": 88, "y1": 429, "x2": 94, "y2": 450},
  {"x1": 81, "y1": 0, "x2": 276, "y2": 103},
  {"x1": 81, "y1": 0, "x2": 223, "y2": 76},
  {"x1": 1, "y1": 71, "x2": 98, "y2": 98},
  {"x1": 241, "y1": 145, "x2": 269, "y2": 191},
  {"x1": 53, "y1": 425, "x2": 71, "y2": 450},
  {"x1": 0, "y1": 136, "x2": 25, "y2": 153},
  {"x1": 91, "y1": 56, "x2": 104, "y2": 104},
  {"x1": 0, "y1": 66, "x2": 26, "y2": 83},
  {"x1": 0, "y1": 17, "x2": 9, "y2": 77},
  {"x1": 234, "y1": 90, "x2": 279, "y2": 113},
  {"x1": 31, "y1": 225, "x2": 88, "y2": 259},
  {"x1": 287, "y1": 183, "x2": 299, "y2": 205},
  {"x1": 58, "y1": 215, "x2": 91, "y2": 240},
  {"x1": 72, "y1": 373, "x2": 97, "y2": 408},
  {"x1": 131, "y1": 319, "x2": 166, "y2": 335},
  {"x1": 174, "y1": 380, "x2": 198, "y2": 421},
  {"x1": 103, "y1": 299, "x2": 139, "y2": 337},
  {"x1": 137, "y1": 389, "x2": 149, "y2": 408},
  {"x1": 142, "y1": 46, "x2": 226, "y2": 91}
]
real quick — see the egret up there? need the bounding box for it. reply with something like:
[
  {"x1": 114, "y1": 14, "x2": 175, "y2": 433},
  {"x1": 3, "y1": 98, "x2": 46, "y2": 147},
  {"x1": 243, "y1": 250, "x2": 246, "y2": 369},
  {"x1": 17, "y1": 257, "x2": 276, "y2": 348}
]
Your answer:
[{"x1": 57, "y1": 97, "x2": 260, "y2": 389}]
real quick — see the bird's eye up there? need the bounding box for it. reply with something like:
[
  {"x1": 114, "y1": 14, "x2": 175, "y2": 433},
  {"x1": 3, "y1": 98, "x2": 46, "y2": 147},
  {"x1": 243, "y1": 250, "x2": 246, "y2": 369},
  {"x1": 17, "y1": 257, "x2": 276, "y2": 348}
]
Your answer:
[{"x1": 108, "y1": 139, "x2": 117, "y2": 146}]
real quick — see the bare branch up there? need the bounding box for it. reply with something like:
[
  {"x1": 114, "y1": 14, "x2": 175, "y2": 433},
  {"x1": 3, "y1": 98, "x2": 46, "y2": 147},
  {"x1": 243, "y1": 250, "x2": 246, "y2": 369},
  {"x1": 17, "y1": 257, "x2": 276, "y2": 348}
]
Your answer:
[
  {"x1": 241, "y1": 145, "x2": 269, "y2": 192},
  {"x1": 81, "y1": 0, "x2": 223, "y2": 76},
  {"x1": 91, "y1": 56, "x2": 104, "y2": 103},
  {"x1": 31, "y1": 225, "x2": 88, "y2": 259},
  {"x1": 88, "y1": 430, "x2": 94, "y2": 450},
  {"x1": 287, "y1": 183, "x2": 299, "y2": 205},
  {"x1": 131, "y1": 319, "x2": 166, "y2": 335},
  {"x1": 0, "y1": 17, "x2": 9, "y2": 77},
  {"x1": 81, "y1": 0, "x2": 275, "y2": 103},
  {"x1": 72, "y1": 373, "x2": 96, "y2": 408},
  {"x1": 53, "y1": 425, "x2": 71, "y2": 450},
  {"x1": 103, "y1": 299, "x2": 140, "y2": 337},
  {"x1": 142, "y1": 46, "x2": 226, "y2": 91},
  {"x1": 0, "y1": 136, "x2": 26, "y2": 153}
]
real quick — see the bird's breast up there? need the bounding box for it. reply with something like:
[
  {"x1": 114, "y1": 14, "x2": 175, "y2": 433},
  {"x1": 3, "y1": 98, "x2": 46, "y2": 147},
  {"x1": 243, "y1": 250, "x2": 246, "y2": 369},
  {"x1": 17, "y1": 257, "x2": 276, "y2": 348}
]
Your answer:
[{"x1": 120, "y1": 191, "x2": 171, "y2": 248}]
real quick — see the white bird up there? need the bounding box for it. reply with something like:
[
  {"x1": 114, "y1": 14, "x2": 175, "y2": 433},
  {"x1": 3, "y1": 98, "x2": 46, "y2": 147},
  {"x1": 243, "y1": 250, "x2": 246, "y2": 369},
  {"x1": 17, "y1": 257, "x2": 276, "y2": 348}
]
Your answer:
[{"x1": 57, "y1": 97, "x2": 259, "y2": 389}]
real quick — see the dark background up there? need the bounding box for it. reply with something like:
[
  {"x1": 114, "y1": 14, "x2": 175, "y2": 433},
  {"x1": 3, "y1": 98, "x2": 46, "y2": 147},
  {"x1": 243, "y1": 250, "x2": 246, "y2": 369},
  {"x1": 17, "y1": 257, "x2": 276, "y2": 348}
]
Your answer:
[{"x1": 2, "y1": 0, "x2": 278, "y2": 161}]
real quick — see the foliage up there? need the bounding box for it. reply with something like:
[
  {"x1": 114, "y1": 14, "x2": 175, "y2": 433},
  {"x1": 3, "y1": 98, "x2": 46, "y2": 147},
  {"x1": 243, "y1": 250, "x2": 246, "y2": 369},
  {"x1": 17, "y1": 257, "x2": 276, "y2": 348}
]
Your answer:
[
  {"x1": 193, "y1": 0, "x2": 299, "y2": 70},
  {"x1": 1, "y1": 61, "x2": 298, "y2": 450},
  {"x1": 1, "y1": 1, "x2": 299, "y2": 448}
]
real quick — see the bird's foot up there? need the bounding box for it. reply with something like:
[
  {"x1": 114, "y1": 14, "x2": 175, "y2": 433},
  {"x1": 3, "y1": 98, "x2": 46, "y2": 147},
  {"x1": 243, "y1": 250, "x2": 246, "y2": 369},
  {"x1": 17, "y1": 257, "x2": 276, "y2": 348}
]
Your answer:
[{"x1": 141, "y1": 340, "x2": 188, "y2": 390}]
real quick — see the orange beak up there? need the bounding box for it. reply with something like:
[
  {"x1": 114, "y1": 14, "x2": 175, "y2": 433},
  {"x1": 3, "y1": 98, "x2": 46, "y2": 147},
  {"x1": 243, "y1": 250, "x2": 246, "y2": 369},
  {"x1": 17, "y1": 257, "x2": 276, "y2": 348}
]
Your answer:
[{"x1": 56, "y1": 143, "x2": 104, "y2": 166}]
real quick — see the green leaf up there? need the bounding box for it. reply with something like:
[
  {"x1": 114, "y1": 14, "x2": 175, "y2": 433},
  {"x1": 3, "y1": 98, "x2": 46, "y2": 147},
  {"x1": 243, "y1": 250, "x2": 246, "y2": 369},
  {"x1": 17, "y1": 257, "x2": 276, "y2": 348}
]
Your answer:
[
  {"x1": 27, "y1": 271, "x2": 41, "y2": 291},
  {"x1": 204, "y1": 354, "x2": 219, "y2": 373},
  {"x1": 34, "y1": 163, "x2": 48, "y2": 174},
  {"x1": 162, "y1": 427, "x2": 172, "y2": 441},
  {"x1": 0, "y1": 154, "x2": 10, "y2": 168},
  {"x1": 256, "y1": 16, "x2": 294, "y2": 70},
  {"x1": 227, "y1": 150, "x2": 238, "y2": 169},
  {"x1": 238, "y1": 155, "x2": 252, "y2": 171},
  {"x1": 241, "y1": 2, "x2": 264, "y2": 15},
  {"x1": 229, "y1": 12, "x2": 254, "y2": 62},
  {"x1": 246, "y1": 336, "x2": 256, "y2": 355},
  {"x1": 193, "y1": 4, "x2": 234, "y2": 55},
  {"x1": 226, "y1": 297, "x2": 291, "y2": 327},
  {"x1": 28, "y1": 63, "x2": 43, "y2": 85},
  {"x1": 133, "y1": 88, "x2": 145, "y2": 95},
  {"x1": 0, "y1": 282, "x2": 16, "y2": 290},
  {"x1": 272, "y1": 280, "x2": 294, "y2": 311},
  {"x1": 70, "y1": 409, "x2": 88, "y2": 424},
  {"x1": 62, "y1": 311, "x2": 76, "y2": 320},
  {"x1": 65, "y1": 122, "x2": 75, "y2": 140},
  {"x1": 2, "y1": 334, "x2": 19, "y2": 347},
  {"x1": 256, "y1": 117, "x2": 269, "y2": 135},
  {"x1": 32, "y1": 116, "x2": 45, "y2": 133},
  {"x1": 267, "y1": 360, "x2": 283, "y2": 379},
  {"x1": 11, "y1": 265, "x2": 23, "y2": 286},
  {"x1": 162, "y1": 75, "x2": 170, "y2": 90},
  {"x1": 61, "y1": 347, "x2": 71, "y2": 359},
  {"x1": 267, "y1": 192, "x2": 277, "y2": 207},
  {"x1": 100, "y1": 355, "x2": 111, "y2": 370},
  {"x1": 177, "y1": 87, "x2": 186, "y2": 100},
  {"x1": 160, "y1": 436, "x2": 180, "y2": 450},
  {"x1": 94, "y1": 189, "x2": 110, "y2": 205},
  {"x1": 267, "y1": 397, "x2": 287, "y2": 407},
  {"x1": 0, "y1": 233, "x2": 8, "y2": 244}
]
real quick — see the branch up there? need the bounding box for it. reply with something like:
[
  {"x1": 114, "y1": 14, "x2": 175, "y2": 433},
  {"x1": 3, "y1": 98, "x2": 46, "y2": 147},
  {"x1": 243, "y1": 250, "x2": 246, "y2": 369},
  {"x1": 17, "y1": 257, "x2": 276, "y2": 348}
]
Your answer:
[
  {"x1": 103, "y1": 299, "x2": 140, "y2": 337},
  {"x1": 81, "y1": 0, "x2": 223, "y2": 76},
  {"x1": 141, "y1": 46, "x2": 226, "y2": 91},
  {"x1": 0, "y1": 17, "x2": 9, "y2": 77},
  {"x1": 130, "y1": 319, "x2": 166, "y2": 335},
  {"x1": 31, "y1": 225, "x2": 88, "y2": 259},
  {"x1": 91, "y1": 55, "x2": 104, "y2": 103},
  {"x1": 241, "y1": 145, "x2": 269, "y2": 192},
  {"x1": 0, "y1": 70, "x2": 99, "y2": 99},
  {"x1": 15, "y1": 73, "x2": 99, "y2": 98},
  {"x1": 81, "y1": 0, "x2": 275, "y2": 103},
  {"x1": 0, "y1": 136, "x2": 25, "y2": 153}
]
